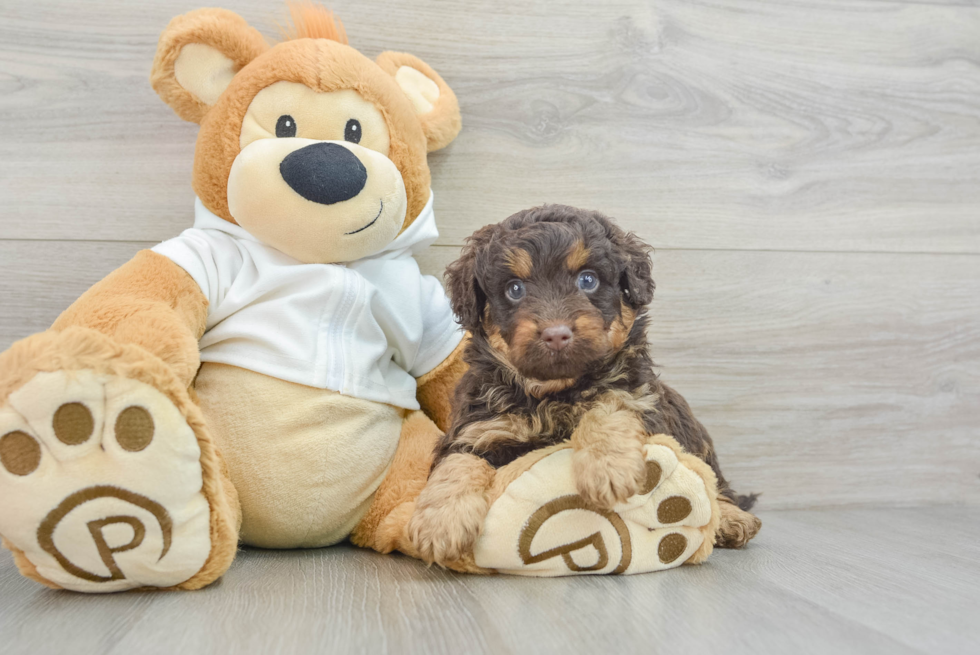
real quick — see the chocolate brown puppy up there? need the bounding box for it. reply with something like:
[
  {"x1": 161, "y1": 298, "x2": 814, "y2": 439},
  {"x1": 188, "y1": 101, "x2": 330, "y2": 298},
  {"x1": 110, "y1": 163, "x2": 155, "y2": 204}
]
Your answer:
[{"x1": 408, "y1": 205, "x2": 760, "y2": 565}]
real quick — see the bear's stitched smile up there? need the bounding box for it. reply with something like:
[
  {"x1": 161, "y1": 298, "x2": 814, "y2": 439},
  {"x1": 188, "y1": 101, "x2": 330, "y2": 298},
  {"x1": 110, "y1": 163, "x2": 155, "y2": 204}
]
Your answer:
[{"x1": 345, "y1": 201, "x2": 384, "y2": 235}]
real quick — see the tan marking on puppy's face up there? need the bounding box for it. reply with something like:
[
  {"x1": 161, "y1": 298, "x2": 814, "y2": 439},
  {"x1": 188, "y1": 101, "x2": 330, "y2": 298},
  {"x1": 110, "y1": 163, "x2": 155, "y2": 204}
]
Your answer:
[
  {"x1": 227, "y1": 81, "x2": 407, "y2": 264},
  {"x1": 608, "y1": 305, "x2": 636, "y2": 352},
  {"x1": 506, "y1": 317, "x2": 540, "y2": 363},
  {"x1": 573, "y1": 314, "x2": 609, "y2": 350},
  {"x1": 487, "y1": 328, "x2": 510, "y2": 356},
  {"x1": 504, "y1": 248, "x2": 533, "y2": 279},
  {"x1": 565, "y1": 239, "x2": 590, "y2": 271}
]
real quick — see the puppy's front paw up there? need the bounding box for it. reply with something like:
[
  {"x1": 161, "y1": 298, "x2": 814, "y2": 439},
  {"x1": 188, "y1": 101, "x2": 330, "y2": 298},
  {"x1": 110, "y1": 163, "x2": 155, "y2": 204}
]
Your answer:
[
  {"x1": 408, "y1": 492, "x2": 488, "y2": 566},
  {"x1": 573, "y1": 445, "x2": 648, "y2": 510}
]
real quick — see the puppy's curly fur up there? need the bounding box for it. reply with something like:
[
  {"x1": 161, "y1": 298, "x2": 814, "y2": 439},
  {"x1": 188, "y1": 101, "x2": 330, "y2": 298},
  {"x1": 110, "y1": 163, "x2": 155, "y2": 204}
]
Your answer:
[{"x1": 409, "y1": 205, "x2": 760, "y2": 563}]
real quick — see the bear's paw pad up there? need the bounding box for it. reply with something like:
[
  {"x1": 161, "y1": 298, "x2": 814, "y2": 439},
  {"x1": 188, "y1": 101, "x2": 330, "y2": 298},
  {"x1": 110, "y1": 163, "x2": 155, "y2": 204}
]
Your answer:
[
  {"x1": 474, "y1": 442, "x2": 713, "y2": 576},
  {"x1": 0, "y1": 370, "x2": 211, "y2": 592}
]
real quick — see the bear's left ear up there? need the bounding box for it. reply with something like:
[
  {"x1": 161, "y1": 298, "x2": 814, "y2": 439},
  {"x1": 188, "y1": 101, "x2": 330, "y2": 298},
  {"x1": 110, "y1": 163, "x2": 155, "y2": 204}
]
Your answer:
[{"x1": 376, "y1": 52, "x2": 462, "y2": 152}]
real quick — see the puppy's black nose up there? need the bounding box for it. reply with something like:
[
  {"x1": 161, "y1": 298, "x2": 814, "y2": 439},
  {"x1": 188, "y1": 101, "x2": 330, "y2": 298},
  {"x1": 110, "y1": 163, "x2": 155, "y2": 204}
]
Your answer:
[
  {"x1": 541, "y1": 325, "x2": 573, "y2": 352},
  {"x1": 279, "y1": 142, "x2": 367, "y2": 205}
]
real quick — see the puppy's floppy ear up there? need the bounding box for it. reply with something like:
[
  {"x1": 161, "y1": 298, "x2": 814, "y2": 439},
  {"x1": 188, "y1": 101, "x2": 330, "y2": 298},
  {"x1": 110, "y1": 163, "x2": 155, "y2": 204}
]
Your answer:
[
  {"x1": 151, "y1": 8, "x2": 268, "y2": 124},
  {"x1": 444, "y1": 225, "x2": 497, "y2": 333},
  {"x1": 376, "y1": 52, "x2": 462, "y2": 152},
  {"x1": 616, "y1": 230, "x2": 655, "y2": 309}
]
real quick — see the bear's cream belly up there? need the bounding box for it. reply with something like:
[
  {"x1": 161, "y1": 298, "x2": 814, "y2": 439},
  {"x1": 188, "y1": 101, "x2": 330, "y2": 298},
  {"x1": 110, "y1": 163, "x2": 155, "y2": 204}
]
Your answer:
[{"x1": 194, "y1": 363, "x2": 405, "y2": 548}]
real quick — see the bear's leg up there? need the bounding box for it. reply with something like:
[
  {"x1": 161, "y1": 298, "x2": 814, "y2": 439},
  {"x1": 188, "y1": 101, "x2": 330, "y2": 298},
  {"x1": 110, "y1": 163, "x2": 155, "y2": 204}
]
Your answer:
[
  {"x1": 0, "y1": 328, "x2": 240, "y2": 592},
  {"x1": 350, "y1": 410, "x2": 443, "y2": 560}
]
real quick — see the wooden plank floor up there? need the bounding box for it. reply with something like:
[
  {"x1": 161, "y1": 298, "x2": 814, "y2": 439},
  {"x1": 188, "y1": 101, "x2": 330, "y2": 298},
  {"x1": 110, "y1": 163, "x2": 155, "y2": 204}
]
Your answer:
[{"x1": 1, "y1": 507, "x2": 978, "y2": 655}]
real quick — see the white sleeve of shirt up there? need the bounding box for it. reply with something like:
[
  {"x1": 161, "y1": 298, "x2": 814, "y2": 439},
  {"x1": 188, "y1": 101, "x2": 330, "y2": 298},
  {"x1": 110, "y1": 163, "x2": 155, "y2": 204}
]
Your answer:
[
  {"x1": 409, "y1": 273, "x2": 464, "y2": 379},
  {"x1": 151, "y1": 228, "x2": 242, "y2": 311}
]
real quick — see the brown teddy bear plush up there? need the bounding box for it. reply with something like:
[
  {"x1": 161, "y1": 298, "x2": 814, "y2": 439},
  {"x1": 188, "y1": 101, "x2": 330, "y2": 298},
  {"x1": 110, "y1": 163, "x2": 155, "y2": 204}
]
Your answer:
[{"x1": 0, "y1": 5, "x2": 720, "y2": 591}]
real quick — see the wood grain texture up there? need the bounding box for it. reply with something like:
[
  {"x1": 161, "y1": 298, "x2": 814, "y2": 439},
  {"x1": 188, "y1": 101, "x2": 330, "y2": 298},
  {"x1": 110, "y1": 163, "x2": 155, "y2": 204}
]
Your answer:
[
  {"x1": 2, "y1": 241, "x2": 978, "y2": 510},
  {"x1": 0, "y1": 507, "x2": 977, "y2": 655},
  {"x1": 0, "y1": 0, "x2": 978, "y2": 251}
]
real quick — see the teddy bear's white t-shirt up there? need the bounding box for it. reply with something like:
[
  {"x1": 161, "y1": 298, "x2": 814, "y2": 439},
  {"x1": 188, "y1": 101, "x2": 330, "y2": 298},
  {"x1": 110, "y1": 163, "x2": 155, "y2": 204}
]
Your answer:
[{"x1": 152, "y1": 192, "x2": 462, "y2": 409}]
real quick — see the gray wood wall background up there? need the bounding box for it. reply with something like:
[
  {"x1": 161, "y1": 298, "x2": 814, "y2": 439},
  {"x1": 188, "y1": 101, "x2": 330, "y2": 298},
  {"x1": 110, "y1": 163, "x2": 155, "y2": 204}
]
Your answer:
[{"x1": 1, "y1": 0, "x2": 978, "y2": 512}]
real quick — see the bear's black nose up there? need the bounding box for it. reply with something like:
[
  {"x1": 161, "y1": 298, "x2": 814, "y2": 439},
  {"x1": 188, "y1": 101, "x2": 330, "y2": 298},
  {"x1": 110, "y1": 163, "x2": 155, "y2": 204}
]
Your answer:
[{"x1": 279, "y1": 142, "x2": 367, "y2": 205}]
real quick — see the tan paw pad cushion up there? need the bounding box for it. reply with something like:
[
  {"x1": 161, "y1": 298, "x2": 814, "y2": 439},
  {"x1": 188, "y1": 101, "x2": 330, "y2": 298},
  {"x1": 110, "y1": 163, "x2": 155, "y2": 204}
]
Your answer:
[{"x1": 0, "y1": 328, "x2": 238, "y2": 592}]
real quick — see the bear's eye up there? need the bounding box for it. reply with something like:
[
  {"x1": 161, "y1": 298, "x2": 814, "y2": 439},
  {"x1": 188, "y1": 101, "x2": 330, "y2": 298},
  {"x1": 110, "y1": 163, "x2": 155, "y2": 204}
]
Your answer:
[
  {"x1": 344, "y1": 118, "x2": 362, "y2": 144},
  {"x1": 505, "y1": 279, "x2": 526, "y2": 302},
  {"x1": 577, "y1": 270, "x2": 599, "y2": 292},
  {"x1": 276, "y1": 115, "x2": 297, "y2": 138}
]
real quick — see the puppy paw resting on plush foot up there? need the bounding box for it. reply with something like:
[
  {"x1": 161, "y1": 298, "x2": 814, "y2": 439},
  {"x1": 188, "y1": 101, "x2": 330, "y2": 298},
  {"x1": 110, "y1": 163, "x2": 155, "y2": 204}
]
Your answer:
[
  {"x1": 572, "y1": 447, "x2": 648, "y2": 510},
  {"x1": 407, "y1": 454, "x2": 494, "y2": 566},
  {"x1": 571, "y1": 402, "x2": 650, "y2": 510}
]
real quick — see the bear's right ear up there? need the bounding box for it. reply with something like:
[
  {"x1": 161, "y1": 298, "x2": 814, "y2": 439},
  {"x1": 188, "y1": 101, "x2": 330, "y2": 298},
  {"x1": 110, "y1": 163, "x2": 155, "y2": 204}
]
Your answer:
[
  {"x1": 151, "y1": 8, "x2": 268, "y2": 124},
  {"x1": 376, "y1": 52, "x2": 461, "y2": 152}
]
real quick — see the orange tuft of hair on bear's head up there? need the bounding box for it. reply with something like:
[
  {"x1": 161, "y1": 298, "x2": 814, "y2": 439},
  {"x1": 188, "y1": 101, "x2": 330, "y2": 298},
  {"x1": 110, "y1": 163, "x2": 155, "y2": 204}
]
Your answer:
[{"x1": 281, "y1": 2, "x2": 348, "y2": 44}]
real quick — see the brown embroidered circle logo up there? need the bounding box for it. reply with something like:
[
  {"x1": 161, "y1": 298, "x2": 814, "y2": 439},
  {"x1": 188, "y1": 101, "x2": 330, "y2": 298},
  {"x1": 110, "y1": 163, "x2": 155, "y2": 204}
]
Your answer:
[
  {"x1": 36, "y1": 485, "x2": 173, "y2": 583},
  {"x1": 518, "y1": 495, "x2": 633, "y2": 574}
]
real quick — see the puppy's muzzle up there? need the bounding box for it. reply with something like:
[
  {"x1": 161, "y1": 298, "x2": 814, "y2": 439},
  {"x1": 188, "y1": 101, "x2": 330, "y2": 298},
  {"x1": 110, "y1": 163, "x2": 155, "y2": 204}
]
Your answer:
[{"x1": 279, "y1": 142, "x2": 367, "y2": 205}]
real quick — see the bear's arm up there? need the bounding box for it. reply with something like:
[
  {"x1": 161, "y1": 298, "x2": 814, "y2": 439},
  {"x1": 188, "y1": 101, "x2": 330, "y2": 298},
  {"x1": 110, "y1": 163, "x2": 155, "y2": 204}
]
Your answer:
[
  {"x1": 415, "y1": 335, "x2": 468, "y2": 432},
  {"x1": 51, "y1": 250, "x2": 208, "y2": 387}
]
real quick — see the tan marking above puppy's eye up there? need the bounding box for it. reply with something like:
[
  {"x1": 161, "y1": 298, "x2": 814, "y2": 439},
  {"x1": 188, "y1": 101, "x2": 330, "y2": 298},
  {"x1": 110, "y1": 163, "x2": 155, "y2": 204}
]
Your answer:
[
  {"x1": 505, "y1": 248, "x2": 533, "y2": 279},
  {"x1": 566, "y1": 239, "x2": 590, "y2": 271}
]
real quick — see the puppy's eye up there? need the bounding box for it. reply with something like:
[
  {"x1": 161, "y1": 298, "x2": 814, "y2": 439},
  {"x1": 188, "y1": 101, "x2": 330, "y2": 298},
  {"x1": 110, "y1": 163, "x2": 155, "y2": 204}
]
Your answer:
[
  {"x1": 344, "y1": 118, "x2": 362, "y2": 144},
  {"x1": 276, "y1": 115, "x2": 297, "y2": 138},
  {"x1": 577, "y1": 270, "x2": 599, "y2": 292},
  {"x1": 505, "y1": 279, "x2": 526, "y2": 301}
]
